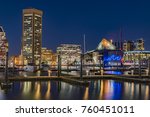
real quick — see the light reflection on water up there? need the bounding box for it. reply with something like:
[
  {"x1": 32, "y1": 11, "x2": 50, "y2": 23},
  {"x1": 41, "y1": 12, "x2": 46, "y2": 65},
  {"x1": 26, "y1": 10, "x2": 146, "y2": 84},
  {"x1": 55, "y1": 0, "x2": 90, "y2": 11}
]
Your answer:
[{"x1": 0, "y1": 80, "x2": 150, "y2": 100}]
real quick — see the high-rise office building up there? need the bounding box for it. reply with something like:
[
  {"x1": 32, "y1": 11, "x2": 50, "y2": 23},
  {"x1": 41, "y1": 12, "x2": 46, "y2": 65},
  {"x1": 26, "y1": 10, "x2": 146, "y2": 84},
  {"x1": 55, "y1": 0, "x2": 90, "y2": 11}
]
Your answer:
[
  {"x1": 0, "y1": 26, "x2": 8, "y2": 65},
  {"x1": 22, "y1": 8, "x2": 43, "y2": 65}
]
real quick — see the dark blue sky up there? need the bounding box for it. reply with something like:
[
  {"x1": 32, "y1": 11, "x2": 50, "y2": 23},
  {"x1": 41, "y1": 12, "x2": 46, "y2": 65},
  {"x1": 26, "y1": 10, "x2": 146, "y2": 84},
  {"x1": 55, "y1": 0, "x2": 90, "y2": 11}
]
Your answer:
[{"x1": 0, "y1": 0, "x2": 150, "y2": 55}]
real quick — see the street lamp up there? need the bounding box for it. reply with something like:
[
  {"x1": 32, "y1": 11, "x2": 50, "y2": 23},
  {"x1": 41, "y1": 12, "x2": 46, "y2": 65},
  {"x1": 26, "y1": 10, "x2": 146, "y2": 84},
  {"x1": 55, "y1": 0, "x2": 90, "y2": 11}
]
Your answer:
[
  {"x1": 148, "y1": 57, "x2": 150, "y2": 76},
  {"x1": 98, "y1": 54, "x2": 103, "y2": 76},
  {"x1": 80, "y1": 53, "x2": 83, "y2": 79},
  {"x1": 57, "y1": 54, "x2": 61, "y2": 77},
  {"x1": 139, "y1": 51, "x2": 142, "y2": 78},
  {"x1": 5, "y1": 51, "x2": 8, "y2": 82}
]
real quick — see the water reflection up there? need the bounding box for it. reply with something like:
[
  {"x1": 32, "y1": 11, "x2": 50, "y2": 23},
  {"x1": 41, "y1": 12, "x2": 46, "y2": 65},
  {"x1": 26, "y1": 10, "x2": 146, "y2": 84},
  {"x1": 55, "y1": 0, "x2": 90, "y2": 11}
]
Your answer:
[
  {"x1": 88, "y1": 80, "x2": 122, "y2": 100},
  {"x1": 144, "y1": 85, "x2": 149, "y2": 100},
  {"x1": 22, "y1": 82, "x2": 32, "y2": 95},
  {"x1": 83, "y1": 87, "x2": 89, "y2": 100},
  {"x1": 0, "y1": 80, "x2": 150, "y2": 100},
  {"x1": 34, "y1": 82, "x2": 41, "y2": 99},
  {"x1": 45, "y1": 82, "x2": 51, "y2": 99}
]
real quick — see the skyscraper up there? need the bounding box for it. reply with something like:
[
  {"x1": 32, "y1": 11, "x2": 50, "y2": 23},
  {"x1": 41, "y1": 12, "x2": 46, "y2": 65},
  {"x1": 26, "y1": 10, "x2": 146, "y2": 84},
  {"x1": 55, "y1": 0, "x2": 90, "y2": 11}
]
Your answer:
[
  {"x1": 0, "y1": 26, "x2": 8, "y2": 66},
  {"x1": 22, "y1": 8, "x2": 43, "y2": 65}
]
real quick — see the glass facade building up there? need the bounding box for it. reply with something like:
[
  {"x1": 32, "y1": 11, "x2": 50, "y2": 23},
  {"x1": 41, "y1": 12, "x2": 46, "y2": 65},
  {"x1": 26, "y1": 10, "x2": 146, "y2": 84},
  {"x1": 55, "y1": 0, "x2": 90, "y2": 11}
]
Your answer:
[{"x1": 22, "y1": 8, "x2": 43, "y2": 65}]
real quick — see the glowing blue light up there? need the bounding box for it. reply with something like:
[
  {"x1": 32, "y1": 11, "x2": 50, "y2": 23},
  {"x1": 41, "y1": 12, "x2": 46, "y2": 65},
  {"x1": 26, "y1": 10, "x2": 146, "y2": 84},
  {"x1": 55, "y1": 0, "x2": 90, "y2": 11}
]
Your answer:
[
  {"x1": 104, "y1": 54, "x2": 121, "y2": 62},
  {"x1": 105, "y1": 71, "x2": 122, "y2": 75}
]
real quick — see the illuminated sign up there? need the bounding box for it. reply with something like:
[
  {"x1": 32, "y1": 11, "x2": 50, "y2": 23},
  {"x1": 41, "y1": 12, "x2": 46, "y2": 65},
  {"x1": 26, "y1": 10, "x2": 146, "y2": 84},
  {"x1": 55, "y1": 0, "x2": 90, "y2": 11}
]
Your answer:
[{"x1": 104, "y1": 54, "x2": 122, "y2": 62}]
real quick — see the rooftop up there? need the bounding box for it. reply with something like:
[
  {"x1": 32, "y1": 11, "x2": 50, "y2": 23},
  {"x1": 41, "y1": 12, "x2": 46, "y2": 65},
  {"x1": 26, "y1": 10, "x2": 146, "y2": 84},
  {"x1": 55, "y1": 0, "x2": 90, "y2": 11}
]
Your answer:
[{"x1": 124, "y1": 51, "x2": 150, "y2": 54}]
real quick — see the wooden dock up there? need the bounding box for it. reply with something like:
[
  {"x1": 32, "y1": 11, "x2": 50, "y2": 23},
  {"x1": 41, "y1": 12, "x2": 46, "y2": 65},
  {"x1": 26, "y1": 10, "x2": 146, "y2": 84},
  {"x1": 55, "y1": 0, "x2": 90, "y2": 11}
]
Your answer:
[
  {"x1": 0, "y1": 75, "x2": 150, "y2": 86},
  {"x1": 0, "y1": 76, "x2": 90, "y2": 86}
]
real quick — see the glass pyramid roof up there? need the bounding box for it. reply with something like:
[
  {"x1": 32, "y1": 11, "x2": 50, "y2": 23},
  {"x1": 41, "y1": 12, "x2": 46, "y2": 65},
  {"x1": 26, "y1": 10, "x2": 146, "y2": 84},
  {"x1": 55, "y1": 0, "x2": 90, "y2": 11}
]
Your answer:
[{"x1": 97, "y1": 38, "x2": 116, "y2": 50}]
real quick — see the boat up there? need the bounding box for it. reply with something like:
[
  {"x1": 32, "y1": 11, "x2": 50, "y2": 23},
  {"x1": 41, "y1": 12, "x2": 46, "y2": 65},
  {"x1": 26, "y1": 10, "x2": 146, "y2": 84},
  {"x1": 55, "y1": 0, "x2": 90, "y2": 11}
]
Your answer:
[
  {"x1": 24, "y1": 63, "x2": 35, "y2": 72},
  {"x1": 40, "y1": 63, "x2": 50, "y2": 71}
]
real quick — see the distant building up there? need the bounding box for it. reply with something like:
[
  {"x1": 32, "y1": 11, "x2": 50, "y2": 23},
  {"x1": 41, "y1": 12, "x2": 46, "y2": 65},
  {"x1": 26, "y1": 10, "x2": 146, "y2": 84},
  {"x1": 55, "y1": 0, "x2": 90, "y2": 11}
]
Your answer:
[
  {"x1": 9, "y1": 55, "x2": 24, "y2": 67},
  {"x1": 123, "y1": 40, "x2": 135, "y2": 51},
  {"x1": 41, "y1": 47, "x2": 56, "y2": 66},
  {"x1": 112, "y1": 41, "x2": 123, "y2": 50},
  {"x1": 135, "y1": 38, "x2": 144, "y2": 50},
  {"x1": 0, "y1": 26, "x2": 8, "y2": 66},
  {"x1": 22, "y1": 8, "x2": 43, "y2": 65},
  {"x1": 123, "y1": 51, "x2": 150, "y2": 66},
  {"x1": 84, "y1": 38, "x2": 123, "y2": 75},
  {"x1": 57, "y1": 44, "x2": 81, "y2": 66},
  {"x1": 97, "y1": 38, "x2": 116, "y2": 50}
]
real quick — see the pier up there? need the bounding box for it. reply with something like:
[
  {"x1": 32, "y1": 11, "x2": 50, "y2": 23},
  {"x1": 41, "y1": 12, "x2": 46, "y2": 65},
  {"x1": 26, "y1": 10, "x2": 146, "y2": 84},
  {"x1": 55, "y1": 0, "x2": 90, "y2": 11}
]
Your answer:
[{"x1": 1, "y1": 74, "x2": 150, "y2": 87}]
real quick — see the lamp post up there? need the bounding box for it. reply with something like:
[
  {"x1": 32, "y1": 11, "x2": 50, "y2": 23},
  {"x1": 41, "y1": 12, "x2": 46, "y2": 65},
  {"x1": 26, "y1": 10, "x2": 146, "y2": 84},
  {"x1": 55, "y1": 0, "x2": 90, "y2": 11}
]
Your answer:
[
  {"x1": 80, "y1": 53, "x2": 83, "y2": 79},
  {"x1": 1, "y1": 43, "x2": 12, "y2": 89},
  {"x1": 4, "y1": 42, "x2": 9, "y2": 83},
  {"x1": 99, "y1": 56, "x2": 101, "y2": 75},
  {"x1": 98, "y1": 54, "x2": 103, "y2": 76},
  {"x1": 57, "y1": 54, "x2": 61, "y2": 77},
  {"x1": 148, "y1": 57, "x2": 150, "y2": 76},
  {"x1": 133, "y1": 54, "x2": 135, "y2": 73},
  {"x1": 5, "y1": 51, "x2": 8, "y2": 83},
  {"x1": 12, "y1": 56, "x2": 15, "y2": 75},
  {"x1": 139, "y1": 51, "x2": 142, "y2": 78}
]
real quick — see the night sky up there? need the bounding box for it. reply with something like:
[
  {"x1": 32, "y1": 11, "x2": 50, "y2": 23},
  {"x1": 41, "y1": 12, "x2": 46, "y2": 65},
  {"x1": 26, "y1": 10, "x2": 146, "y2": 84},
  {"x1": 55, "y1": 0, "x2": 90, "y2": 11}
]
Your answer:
[{"x1": 0, "y1": 0, "x2": 150, "y2": 55}]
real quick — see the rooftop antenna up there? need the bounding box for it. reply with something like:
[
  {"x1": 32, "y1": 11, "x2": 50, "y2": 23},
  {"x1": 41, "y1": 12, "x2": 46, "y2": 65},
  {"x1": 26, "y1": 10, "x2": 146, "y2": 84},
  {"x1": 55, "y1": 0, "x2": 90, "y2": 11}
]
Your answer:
[
  {"x1": 83, "y1": 34, "x2": 86, "y2": 54},
  {"x1": 120, "y1": 27, "x2": 123, "y2": 50}
]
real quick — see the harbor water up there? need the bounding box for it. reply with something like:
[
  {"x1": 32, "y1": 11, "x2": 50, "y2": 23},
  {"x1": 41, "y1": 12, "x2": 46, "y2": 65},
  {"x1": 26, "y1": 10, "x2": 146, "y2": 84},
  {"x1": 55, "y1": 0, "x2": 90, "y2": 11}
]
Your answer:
[{"x1": 0, "y1": 79, "x2": 150, "y2": 100}]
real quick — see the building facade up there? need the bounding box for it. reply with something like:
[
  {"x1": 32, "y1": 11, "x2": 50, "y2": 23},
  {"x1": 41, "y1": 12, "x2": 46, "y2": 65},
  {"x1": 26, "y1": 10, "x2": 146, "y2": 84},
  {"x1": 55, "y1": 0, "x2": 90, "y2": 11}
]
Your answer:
[
  {"x1": 135, "y1": 38, "x2": 144, "y2": 50},
  {"x1": 57, "y1": 44, "x2": 81, "y2": 66},
  {"x1": 84, "y1": 38, "x2": 123, "y2": 75},
  {"x1": 0, "y1": 26, "x2": 8, "y2": 66},
  {"x1": 123, "y1": 38, "x2": 145, "y2": 52},
  {"x1": 123, "y1": 51, "x2": 150, "y2": 66},
  {"x1": 123, "y1": 40, "x2": 135, "y2": 51},
  {"x1": 9, "y1": 55, "x2": 24, "y2": 67},
  {"x1": 22, "y1": 8, "x2": 43, "y2": 66},
  {"x1": 112, "y1": 41, "x2": 123, "y2": 50},
  {"x1": 41, "y1": 47, "x2": 56, "y2": 67}
]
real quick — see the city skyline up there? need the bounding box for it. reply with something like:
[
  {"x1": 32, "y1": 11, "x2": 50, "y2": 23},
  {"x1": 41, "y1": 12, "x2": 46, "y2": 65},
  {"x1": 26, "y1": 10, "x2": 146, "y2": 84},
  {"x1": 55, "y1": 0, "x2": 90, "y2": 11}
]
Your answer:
[{"x1": 0, "y1": 0, "x2": 150, "y2": 55}]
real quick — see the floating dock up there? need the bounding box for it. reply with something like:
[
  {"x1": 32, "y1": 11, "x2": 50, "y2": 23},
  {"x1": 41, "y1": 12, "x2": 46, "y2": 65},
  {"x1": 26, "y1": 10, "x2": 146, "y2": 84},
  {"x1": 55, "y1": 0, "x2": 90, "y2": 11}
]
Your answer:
[{"x1": 0, "y1": 75, "x2": 150, "y2": 86}]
